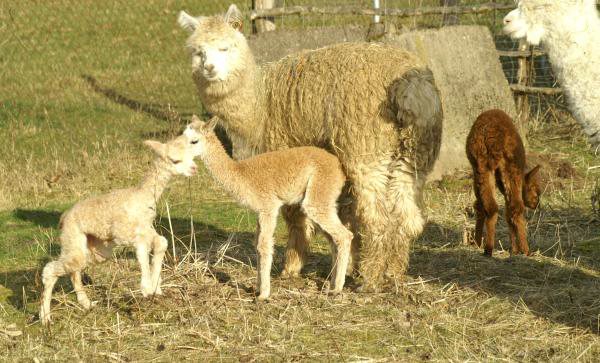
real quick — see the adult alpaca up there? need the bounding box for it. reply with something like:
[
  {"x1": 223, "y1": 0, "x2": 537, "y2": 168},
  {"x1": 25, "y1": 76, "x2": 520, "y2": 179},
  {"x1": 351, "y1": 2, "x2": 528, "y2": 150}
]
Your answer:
[
  {"x1": 178, "y1": 5, "x2": 443, "y2": 288},
  {"x1": 503, "y1": 0, "x2": 600, "y2": 147}
]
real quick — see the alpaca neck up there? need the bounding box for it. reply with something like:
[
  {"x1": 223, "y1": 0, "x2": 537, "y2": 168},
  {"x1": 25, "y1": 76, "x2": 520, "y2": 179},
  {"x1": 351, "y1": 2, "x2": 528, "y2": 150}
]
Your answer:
[
  {"x1": 139, "y1": 160, "x2": 174, "y2": 204},
  {"x1": 200, "y1": 133, "x2": 247, "y2": 202},
  {"x1": 195, "y1": 50, "x2": 266, "y2": 154}
]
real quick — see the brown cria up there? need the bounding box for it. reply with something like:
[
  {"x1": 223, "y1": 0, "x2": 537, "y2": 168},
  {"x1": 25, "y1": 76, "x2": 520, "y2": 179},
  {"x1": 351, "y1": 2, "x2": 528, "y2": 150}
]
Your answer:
[{"x1": 466, "y1": 109, "x2": 541, "y2": 257}]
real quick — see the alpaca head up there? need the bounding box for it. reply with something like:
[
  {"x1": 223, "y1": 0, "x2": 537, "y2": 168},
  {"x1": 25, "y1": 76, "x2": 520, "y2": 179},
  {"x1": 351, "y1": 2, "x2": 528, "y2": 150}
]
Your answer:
[
  {"x1": 178, "y1": 5, "x2": 249, "y2": 83},
  {"x1": 187, "y1": 115, "x2": 219, "y2": 156},
  {"x1": 503, "y1": 3, "x2": 546, "y2": 45},
  {"x1": 503, "y1": 0, "x2": 597, "y2": 46},
  {"x1": 523, "y1": 165, "x2": 542, "y2": 209},
  {"x1": 144, "y1": 126, "x2": 202, "y2": 177}
]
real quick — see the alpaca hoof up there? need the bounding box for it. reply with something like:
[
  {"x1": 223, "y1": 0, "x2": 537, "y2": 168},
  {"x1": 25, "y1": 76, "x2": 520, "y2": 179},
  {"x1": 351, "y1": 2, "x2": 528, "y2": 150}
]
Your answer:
[
  {"x1": 483, "y1": 250, "x2": 493, "y2": 257},
  {"x1": 40, "y1": 313, "x2": 51, "y2": 326},
  {"x1": 256, "y1": 294, "x2": 270, "y2": 302},
  {"x1": 154, "y1": 286, "x2": 163, "y2": 295},
  {"x1": 281, "y1": 270, "x2": 300, "y2": 279},
  {"x1": 79, "y1": 297, "x2": 92, "y2": 310},
  {"x1": 328, "y1": 288, "x2": 343, "y2": 296}
]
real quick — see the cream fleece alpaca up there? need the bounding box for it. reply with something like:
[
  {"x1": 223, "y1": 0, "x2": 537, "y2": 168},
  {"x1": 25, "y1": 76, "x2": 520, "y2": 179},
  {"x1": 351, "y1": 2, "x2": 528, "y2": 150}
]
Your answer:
[
  {"x1": 178, "y1": 5, "x2": 443, "y2": 289},
  {"x1": 191, "y1": 116, "x2": 353, "y2": 300},
  {"x1": 504, "y1": 0, "x2": 600, "y2": 147},
  {"x1": 40, "y1": 126, "x2": 201, "y2": 325}
]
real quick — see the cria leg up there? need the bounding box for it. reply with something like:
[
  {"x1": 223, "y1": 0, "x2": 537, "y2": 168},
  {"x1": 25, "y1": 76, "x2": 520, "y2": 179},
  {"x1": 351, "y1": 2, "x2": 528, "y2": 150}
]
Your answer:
[
  {"x1": 307, "y1": 212, "x2": 352, "y2": 294},
  {"x1": 255, "y1": 211, "x2": 278, "y2": 301},
  {"x1": 150, "y1": 235, "x2": 168, "y2": 295},
  {"x1": 474, "y1": 169, "x2": 498, "y2": 256},
  {"x1": 40, "y1": 229, "x2": 87, "y2": 325},
  {"x1": 135, "y1": 239, "x2": 153, "y2": 297},
  {"x1": 70, "y1": 271, "x2": 91, "y2": 310},
  {"x1": 505, "y1": 199, "x2": 529, "y2": 256},
  {"x1": 281, "y1": 206, "x2": 313, "y2": 278},
  {"x1": 338, "y1": 198, "x2": 360, "y2": 277},
  {"x1": 302, "y1": 173, "x2": 352, "y2": 294},
  {"x1": 40, "y1": 261, "x2": 66, "y2": 325}
]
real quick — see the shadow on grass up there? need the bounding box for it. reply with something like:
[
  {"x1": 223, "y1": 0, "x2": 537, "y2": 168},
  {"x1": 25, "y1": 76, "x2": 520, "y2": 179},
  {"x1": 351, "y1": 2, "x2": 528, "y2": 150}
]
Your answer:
[
  {"x1": 413, "y1": 217, "x2": 600, "y2": 334},
  {"x1": 13, "y1": 209, "x2": 62, "y2": 229},
  {"x1": 80, "y1": 74, "x2": 233, "y2": 155}
]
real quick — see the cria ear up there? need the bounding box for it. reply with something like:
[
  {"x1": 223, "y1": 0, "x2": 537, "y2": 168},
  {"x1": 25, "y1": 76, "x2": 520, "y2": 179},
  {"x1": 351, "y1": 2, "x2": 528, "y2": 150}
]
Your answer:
[
  {"x1": 178, "y1": 11, "x2": 202, "y2": 32},
  {"x1": 189, "y1": 114, "x2": 205, "y2": 130},
  {"x1": 144, "y1": 140, "x2": 167, "y2": 157},
  {"x1": 224, "y1": 4, "x2": 243, "y2": 31},
  {"x1": 206, "y1": 116, "x2": 219, "y2": 131}
]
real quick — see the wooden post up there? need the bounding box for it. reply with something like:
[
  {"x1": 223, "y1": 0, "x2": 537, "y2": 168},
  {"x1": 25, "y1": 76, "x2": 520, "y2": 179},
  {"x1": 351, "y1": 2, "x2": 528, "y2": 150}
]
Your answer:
[
  {"x1": 253, "y1": 0, "x2": 276, "y2": 33},
  {"x1": 516, "y1": 38, "x2": 531, "y2": 131},
  {"x1": 440, "y1": 0, "x2": 459, "y2": 25}
]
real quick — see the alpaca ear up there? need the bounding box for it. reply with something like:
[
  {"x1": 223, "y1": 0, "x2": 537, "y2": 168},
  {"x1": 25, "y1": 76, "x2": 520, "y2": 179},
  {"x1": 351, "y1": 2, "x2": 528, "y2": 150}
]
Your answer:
[
  {"x1": 206, "y1": 117, "x2": 219, "y2": 131},
  {"x1": 189, "y1": 114, "x2": 204, "y2": 130},
  {"x1": 526, "y1": 165, "x2": 541, "y2": 180},
  {"x1": 178, "y1": 11, "x2": 202, "y2": 32},
  {"x1": 224, "y1": 4, "x2": 244, "y2": 31},
  {"x1": 144, "y1": 140, "x2": 167, "y2": 157}
]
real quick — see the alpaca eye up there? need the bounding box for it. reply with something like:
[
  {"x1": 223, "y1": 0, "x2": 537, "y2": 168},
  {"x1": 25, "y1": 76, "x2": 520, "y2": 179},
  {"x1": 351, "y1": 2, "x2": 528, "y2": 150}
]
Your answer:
[
  {"x1": 169, "y1": 158, "x2": 182, "y2": 164},
  {"x1": 191, "y1": 139, "x2": 199, "y2": 144},
  {"x1": 219, "y1": 47, "x2": 229, "y2": 52}
]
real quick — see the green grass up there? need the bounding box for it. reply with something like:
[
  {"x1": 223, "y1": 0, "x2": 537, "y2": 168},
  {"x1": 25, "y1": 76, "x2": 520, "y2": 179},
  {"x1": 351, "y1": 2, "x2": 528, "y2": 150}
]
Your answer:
[{"x1": 2, "y1": 0, "x2": 600, "y2": 361}]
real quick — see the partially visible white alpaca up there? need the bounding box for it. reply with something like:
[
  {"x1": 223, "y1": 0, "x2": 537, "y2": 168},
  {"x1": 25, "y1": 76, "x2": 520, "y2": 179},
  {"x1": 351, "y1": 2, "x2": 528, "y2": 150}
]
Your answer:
[
  {"x1": 40, "y1": 126, "x2": 202, "y2": 325},
  {"x1": 503, "y1": 0, "x2": 600, "y2": 146},
  {"x1": 190, "y1": 116, "x2": 353, "y2": 300}
]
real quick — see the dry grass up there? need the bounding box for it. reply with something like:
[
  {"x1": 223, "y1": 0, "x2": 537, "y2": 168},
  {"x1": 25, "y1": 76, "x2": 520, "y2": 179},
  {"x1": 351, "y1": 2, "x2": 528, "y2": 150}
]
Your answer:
[{"x1": 2, "y1": 0, "x2": 600, "y2": 361}]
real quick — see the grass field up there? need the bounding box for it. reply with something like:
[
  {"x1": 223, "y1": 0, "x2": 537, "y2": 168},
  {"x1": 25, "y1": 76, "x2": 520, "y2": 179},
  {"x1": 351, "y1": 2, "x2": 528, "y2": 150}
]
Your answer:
[{"x1": 2, "y1": 0, "x2": 600, "y2": 361}]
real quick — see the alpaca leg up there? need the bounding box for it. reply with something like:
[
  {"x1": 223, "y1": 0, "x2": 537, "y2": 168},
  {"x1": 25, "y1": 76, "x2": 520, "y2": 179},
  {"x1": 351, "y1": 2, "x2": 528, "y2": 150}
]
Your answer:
[
  {"x1": 506, "y1": 202, "x2": 529, "y2": 256},
  {"x1": 301, "y1": 172, "x2": 352, "y2": 292},
  {"x1": 41, "y1": 228, "x2": 87, "y2": 324},
  {"x1": 474, "y1": 169, "x2": 498, "y2": 256},
  {"x1": 338, "y1": 198, "x2": 360, "y2": 277},
  {"x1": 70, "y1": 271, "x2": 91, "y2": 310},
  {"x1": 135, "y1": 240, "x2": 153, "y2": 297},
  {"x1": 150, "y1": 235, "x2": 168, "y2": 295},
  {"x1": 383, "y1": 164, "x2": 428, "y2": 283},
  {"x1": 40, "y1": 261, "x2": 67, "y2": 325},
  {"x1": 345, "y1": 163, "x2": 391, "y2": 289},
  {"x1": 306, "y1": 210, "x2": 352, "y2": 294},
  {"x1": 356, "y1": 158, "x2": 427, "y2": 288},
  {"x1": 473, "y1": 199, "x2": 485, "y2": 247},
  {"x1": 256, "y1": 211, "x2": 278, "y2": 301},
  {"x1": 281, "y1": 206, "x2": 313, "y2": 278}
]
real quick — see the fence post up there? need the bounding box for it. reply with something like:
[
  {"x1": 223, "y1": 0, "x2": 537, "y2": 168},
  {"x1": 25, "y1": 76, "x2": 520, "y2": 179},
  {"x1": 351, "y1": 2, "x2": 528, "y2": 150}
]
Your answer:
[
  {"x1": 516, "y1": 38, "x2": 531, "y2": 130},
  {"x1": 440, "y1": 0, "x2": 459, "y2": 25},
  {"x1": 252, "y1": 0, "x2": 276, "y2": 33}
]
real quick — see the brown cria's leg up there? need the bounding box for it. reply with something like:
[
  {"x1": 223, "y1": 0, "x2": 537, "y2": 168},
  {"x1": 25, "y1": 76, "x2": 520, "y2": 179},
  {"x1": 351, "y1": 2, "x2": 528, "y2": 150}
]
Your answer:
[
  {"x1": 502, "y1": 168, "x2": 530, "y2": 256},
  {"x1": 474, "y1": 168, "x2": 498, "y2": 257}
]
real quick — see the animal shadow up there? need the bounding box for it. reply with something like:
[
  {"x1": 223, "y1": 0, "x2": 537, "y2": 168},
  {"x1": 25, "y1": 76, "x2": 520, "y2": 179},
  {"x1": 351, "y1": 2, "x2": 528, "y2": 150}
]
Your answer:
[{"x1": 414, "y1": 219, "x2": 600, "y2": 334}]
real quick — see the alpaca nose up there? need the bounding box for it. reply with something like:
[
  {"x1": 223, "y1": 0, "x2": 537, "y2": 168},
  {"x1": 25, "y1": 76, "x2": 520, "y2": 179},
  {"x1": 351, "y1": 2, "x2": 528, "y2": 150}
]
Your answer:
[
  {"x1": 190, "y1": 165, "x2": 198, "y2": 175},
  {"x1": 205, "y1": 64, "x2": 215, "y2": 72}
]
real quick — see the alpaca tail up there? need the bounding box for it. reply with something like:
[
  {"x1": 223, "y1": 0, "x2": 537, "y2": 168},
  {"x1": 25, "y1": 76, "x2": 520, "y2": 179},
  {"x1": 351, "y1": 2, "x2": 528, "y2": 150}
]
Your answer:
[
  {"x1": 390, "y1": 68, "x2": 443, "y2": 176},
  {"x1": 390, "y1": 68, "x2": 443, "y2": 130}
]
